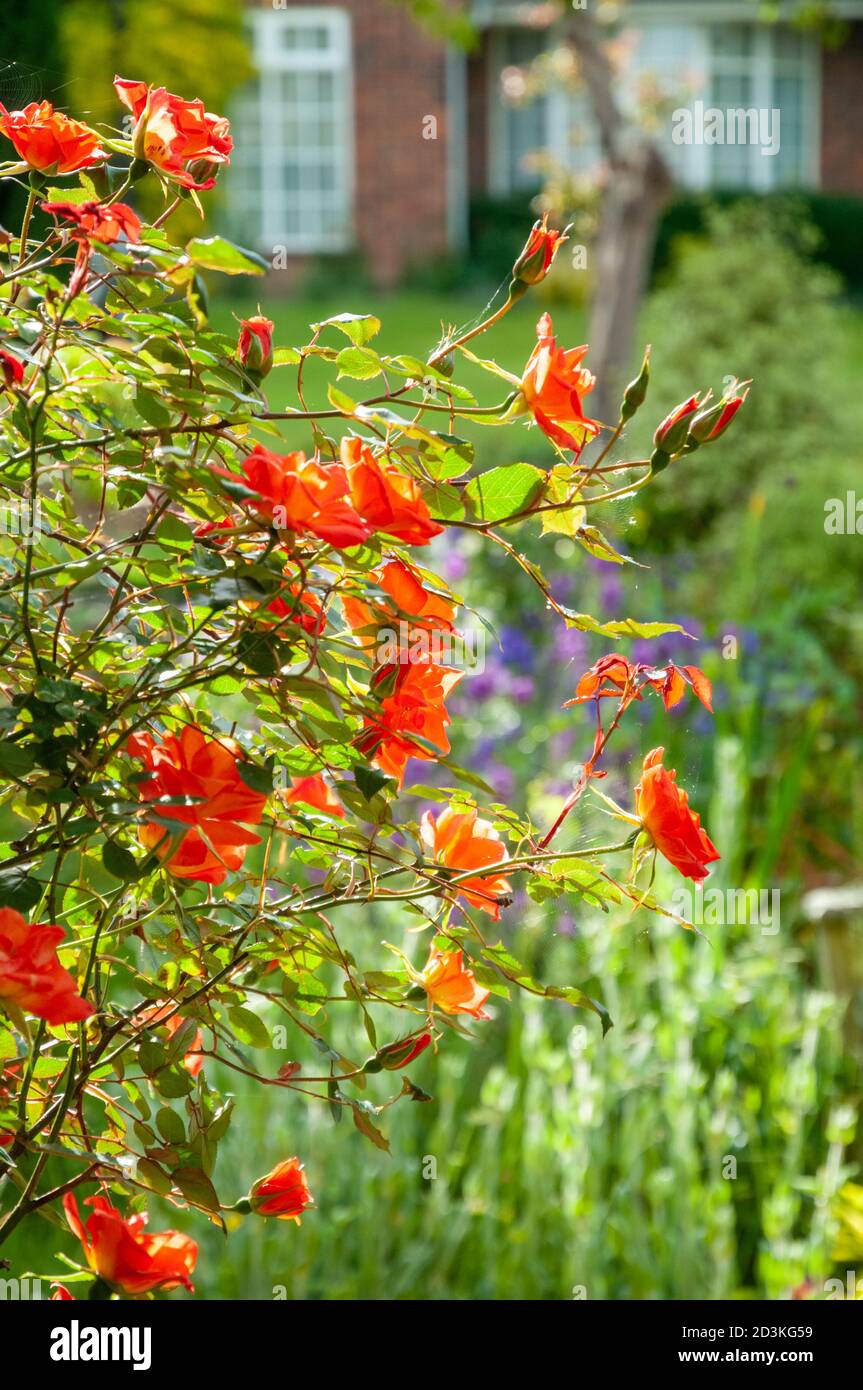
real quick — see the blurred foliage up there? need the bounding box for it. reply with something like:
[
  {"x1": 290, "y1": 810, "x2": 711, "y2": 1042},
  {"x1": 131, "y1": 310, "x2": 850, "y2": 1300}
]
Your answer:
[
  {"x1": 109, "y1": 830, "x2": 857, "y2": 1299},
  {"x1": 637, "y1": 202, "x2": 849, "y2": 560},
  {"x1": 653, "y1": 191, "x2": 863, "y2": 296},
  {"x1": 386, "y1": 0, "x2": 476, "y2": 48},
  {"x1": 0, "y1": 4, "x2": 64, "y2": 228},
  {"x1": 623, "y1": 201, "x2": 863, "y2": 885},
  {"x1": 59, "y1": 0, "x2": 253, "y2": 237}
]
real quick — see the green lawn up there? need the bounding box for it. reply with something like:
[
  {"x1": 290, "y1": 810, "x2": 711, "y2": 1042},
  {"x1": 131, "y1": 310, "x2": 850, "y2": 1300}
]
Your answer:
[{"x1": 209, "y1": 288, "x2": 589, "y2": 465}]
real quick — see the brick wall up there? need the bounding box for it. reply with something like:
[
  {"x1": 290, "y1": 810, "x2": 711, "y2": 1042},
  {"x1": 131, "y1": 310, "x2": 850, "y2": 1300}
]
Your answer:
[
  {"x1": 259, "y1": 0, "x2": 451, "y2": 286},
  {"x1": 821, "y1": 22, "x2": 863, "y2": 193}
]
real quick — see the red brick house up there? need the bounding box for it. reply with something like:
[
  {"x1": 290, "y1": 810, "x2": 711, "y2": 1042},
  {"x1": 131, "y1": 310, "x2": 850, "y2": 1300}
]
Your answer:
[{"x1": 226, "y1": 1, "x2": 863, "y2": 285}]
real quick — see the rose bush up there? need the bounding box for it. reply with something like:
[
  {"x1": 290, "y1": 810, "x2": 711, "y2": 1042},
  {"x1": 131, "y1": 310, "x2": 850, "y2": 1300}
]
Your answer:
[{"x1": 0, "y1": 83, "x2": 746, "y2": 1297}]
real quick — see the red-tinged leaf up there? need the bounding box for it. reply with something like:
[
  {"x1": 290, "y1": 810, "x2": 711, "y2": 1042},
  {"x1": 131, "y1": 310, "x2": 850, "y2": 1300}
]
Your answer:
[
  {"x1": 682, "y1": 665, "x2": 714, "y2": 713},
  {"x1": 662, "y1": 667, "x2": 687, "y2": 710}
]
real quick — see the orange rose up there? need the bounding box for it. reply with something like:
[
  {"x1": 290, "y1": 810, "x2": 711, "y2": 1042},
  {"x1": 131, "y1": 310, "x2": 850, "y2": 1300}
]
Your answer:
[
  {"x1": 114, "y1": 76, "x2": 232, "y2": 190},
  {"x1": 41, "y1": 199, "x2": 141, "y2": 245},
  {"x1": 634, "y1": 747, "x2": 720, "y2": 884},
  {"x1": 283, "y1": 774, "x2": 344, "y2": 819},
  {"x1": 520, "y1": 312, "x2": 600, "y2": 453},
  {"x1": 249, "y1": 1157, "x2": 313, "y2": 1222},
  {"x1": 512, "y1": 214, "x2": 568, "y2": 287},
  {"x1": 237, "y1": 315, "x2": 274, "y2": 376},
  {"x1": 341, "y1": 437, "x2": 443, "y2": 546},
  {"x1": 129, "y1": 725, "x2": 268, "y2": 885},
  {"x1": 253, "y1": 578, "x2": 325, "y2": 637},
  {"x1": 421, "y1": 807, "x2": 511, "y2": 919},
  {"x1": 63, "y1": 1193, "x2": 197, "y2": 1295},
  {"x1": 343, "y1": 558, "x2": 455, "y2": 647},
  {"x1": 220, "y1": 445, "x2": 372, "y2": 549},
  {"x1": 418, "y1": 947, "x2": 490, "y2": 1020},
  {"x1": 0, "y1": 101, "x2": 106, "y2": 174},
  {"x1": 357, "y1": 662, "x2": 461, "y2": 787},
  {"x1": 0, "y1": 908, "x2": 93, "y2": 1026},
  {"x1": 136, "y1": 1001, "x2": 205, "y2": 1078}
]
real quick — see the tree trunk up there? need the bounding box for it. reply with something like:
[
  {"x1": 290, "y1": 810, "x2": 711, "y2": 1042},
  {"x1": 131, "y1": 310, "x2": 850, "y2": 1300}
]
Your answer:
[{"x1": 565, "y1": 11, "x2": 674, "y2": 425}]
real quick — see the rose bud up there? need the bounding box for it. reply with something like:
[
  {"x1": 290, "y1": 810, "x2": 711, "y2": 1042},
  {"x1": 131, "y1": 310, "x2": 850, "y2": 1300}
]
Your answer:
[
  {"x1": 653, "y1": 394, "x2": 704, "y2": 453},
  {"x1": 237, "y1": 315, "x2": 274, "y2": 378},
  {"x1": 373, "y1": 1031, "x2": 432, "y2": 1071},
  {"x1": 686, "y1": 384, "x2": 750, "y2": 448},
  {"x1": 249, "y1": 1157, "x2": 313, "y2": 1223},
  {"x1": 619, "y1": 345, "x2": 651, "y2": 424},
  {"x1": 512, "y1": 214, "x2": 569, "y2": 289}
]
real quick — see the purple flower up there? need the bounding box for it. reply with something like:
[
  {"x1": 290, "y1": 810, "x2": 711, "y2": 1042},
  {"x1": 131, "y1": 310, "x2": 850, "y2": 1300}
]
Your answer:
[
  {"x1": 500, "y1": 624, "x2": 535, "y2": 671},
  {"x1": 510, "y1": 675, "x2": 535, "y2": 703},
  {"x1": 438, "y1": 546, "x2": 468, "y2": 583},
  {"x1": 555, "y1": 626, "x2": 588, "y2": 665},
  {"x1": 599, "y1": 571, "x2": 624, "y2": 612},
  {"x1": 463, "y1": 663, "x2": 508, "y2": 701},
  {"x1": 485, "y1": 763, "x2": 515, "y2": 801}
]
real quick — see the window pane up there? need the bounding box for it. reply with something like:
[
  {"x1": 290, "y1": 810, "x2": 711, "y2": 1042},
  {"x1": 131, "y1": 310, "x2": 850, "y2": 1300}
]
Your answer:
[
  {"x1": 226, "y1": 16, "x2": 352, "y2": 249},
  {"x1": 772, "y1": 74, "x2": 803, "y2": 184},
  {"x1": 500, "y1": 27, "x2": 546, "y2": 191},
  {"x1": 713, "y1": 24, "x2": 753, "y2": 61}
]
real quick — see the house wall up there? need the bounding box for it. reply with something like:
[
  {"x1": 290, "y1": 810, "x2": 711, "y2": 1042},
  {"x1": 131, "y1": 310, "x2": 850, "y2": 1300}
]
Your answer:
[
  {"x1": 467, "y1": 33, "x2": 491, "y2": 195},
  {"x1": 821, "y1": 21, "x2": 863, "y2": 193},
  {"x1": 259, "y1": 0, "x2": 451, "y2": 285}
]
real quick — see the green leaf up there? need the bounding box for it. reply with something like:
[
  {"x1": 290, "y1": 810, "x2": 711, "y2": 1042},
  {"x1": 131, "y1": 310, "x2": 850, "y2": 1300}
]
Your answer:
[
  {"x1": 155, "y1": 1065, "x2": 193, "y2": 1098},
  {"x1": 133, "y1": 387, "x2": 172, "y2": 428},
  {"x1": 313, "y1": 312, "x2": 381, "y2": 345},
  {"x1": 156, "y1": 1106, "x2": 186, "y2": 1145},
  {"x1": 137, "y1": 1157, "x2": 172, "y2": 1196},
  {"x1": 272, "y1": 346, "x2": 301, "y2": 366},
  {"x1": 237, "y1": 630, "x2": 283, "y2": 676},
  {"x1": 102, "y1": 840, "x2": 145, "y2": 882},
  {"x1": 173, "y1": 1165, "x2": 221, "y2": 1213},
  {"x1": 327, "y1": 383, "x2": 357, "y2": 414},
  {"x1": 354, "y1": 766, "x2": 393, "y2": 802},
  {"x1": 228, "y1": 1005, "x2": 270, "y2": 1048},
  {"x1": 464, "y1": 463, "x2": 544, "y2": 523},
  {"x1": 0, "y1": 741, "x2": 35, "y2": 780},
  {"x1": 185, "y1": 236, "x2": 267, "y2": 276},
  {"x1": 138, "y1": 1041, "x2": 167, "y2": 1076},
  {"x1": 0, "y1": 867, "x2": 42, "y2": 912},
  {"x1": 236, "y1": 759, "x2": 274, "y2": 796},
  {"x1": 336, "y1": 345, "x2": 383, "y2": 381},
  {"x1": 575, "y1": 526, "x2": 639, "y2": 566},
  {"x1": 561, "y1": 609, "x2": 692, "y2": 640}
]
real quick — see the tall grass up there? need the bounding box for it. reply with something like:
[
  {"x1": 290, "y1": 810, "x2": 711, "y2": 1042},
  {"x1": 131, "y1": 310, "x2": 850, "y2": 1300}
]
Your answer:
[{"x1": 174, "y1": 741, "x2": 853, "y2": 1300}]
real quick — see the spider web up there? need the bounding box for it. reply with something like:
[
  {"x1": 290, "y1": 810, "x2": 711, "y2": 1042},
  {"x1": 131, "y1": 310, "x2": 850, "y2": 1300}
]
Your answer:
[{"x1": 0, "y1": 59, "x2": 46, "y2": 108}]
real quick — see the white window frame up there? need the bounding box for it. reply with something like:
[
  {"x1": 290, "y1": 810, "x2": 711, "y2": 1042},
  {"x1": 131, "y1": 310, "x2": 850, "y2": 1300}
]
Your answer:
[
  {"x1": 239, "y1": 6, "x2": 355, "y2": 254},
  {"x1": 487, "y1": 16, "x2": 820, "y2": 195}
]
